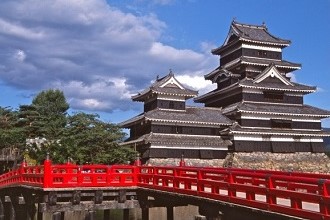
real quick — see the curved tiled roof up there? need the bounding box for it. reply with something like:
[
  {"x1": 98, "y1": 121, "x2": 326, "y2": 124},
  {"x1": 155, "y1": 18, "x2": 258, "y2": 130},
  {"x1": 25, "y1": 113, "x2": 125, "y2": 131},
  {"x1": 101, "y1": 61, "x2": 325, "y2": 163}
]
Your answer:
[
  {"x1": 223, "y1": 57, "x2": 301, "y2": 70},
  {"x1": 212, "y1": 21, "x2": 291, "y2": 55},
  {"x1": 120, "y1": 133, "x2": 231, "y2": 148},
  {"x1": 119, "y1": 106, "x2": 232, "y2": 128},
  {"x1": 223, "y1": 102, "x2": 330, "y2": 118},
  {"x1": 132, "y1": 72, "x2": 197, "y2": 101},
  {"x1": 231, "y1": 21, "x2": 291, "y2": 46},
  {"x1": 239, "y1": 78, "x2": 316, "y2": 93}
]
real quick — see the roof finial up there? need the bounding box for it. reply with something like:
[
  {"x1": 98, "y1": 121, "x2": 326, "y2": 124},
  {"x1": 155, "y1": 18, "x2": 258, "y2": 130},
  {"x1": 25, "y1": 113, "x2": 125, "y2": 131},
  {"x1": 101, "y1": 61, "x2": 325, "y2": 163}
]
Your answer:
[
  {"x1": 156, "y1": 74, "x2": 159, "y2": 81},
  {"x1": 232, "y1": 17, "x2": 237, "y2": 23},
  {"x1": 262, "y1": 21, "x2": 267, "y2": 29},
  {"x1": 169, "y1": 68, "x2": 173, "y2": 76}
]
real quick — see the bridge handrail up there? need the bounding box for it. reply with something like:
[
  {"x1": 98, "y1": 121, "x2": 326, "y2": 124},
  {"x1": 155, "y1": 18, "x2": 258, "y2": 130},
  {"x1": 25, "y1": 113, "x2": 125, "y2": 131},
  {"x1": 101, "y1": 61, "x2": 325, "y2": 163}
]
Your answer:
[{"x1": 0, "y1": 160, "x2": 330, "y2": 219}]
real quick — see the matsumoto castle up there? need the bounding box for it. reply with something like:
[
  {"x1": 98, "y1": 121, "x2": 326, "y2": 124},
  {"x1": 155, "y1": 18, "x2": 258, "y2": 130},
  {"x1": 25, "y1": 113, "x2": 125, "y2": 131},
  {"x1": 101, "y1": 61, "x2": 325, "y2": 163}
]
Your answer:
[{"x1": 119, "y1": 21, "x2": 330, "y2": 166}]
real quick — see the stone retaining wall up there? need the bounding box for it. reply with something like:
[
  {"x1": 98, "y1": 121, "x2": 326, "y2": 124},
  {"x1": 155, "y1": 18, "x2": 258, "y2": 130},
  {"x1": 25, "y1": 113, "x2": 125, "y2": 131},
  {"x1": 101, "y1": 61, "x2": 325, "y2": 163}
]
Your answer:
[
  {"x1": 227, "y1": 152, "x2": 330, "y2": 174},
  {"x1": 147, "y1": 152, "x2": 330, "y2": 174},
  {"x1": 146, "y1": 158, "x2": 225, "y2": 167}
]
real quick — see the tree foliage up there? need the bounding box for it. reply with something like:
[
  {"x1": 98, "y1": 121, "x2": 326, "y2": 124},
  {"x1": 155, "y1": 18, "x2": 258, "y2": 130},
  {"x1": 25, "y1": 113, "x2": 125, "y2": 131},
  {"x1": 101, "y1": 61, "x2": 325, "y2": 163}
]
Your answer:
[
  {"x1": 0, "y1": 89, "x2": 134, "y2": 165},
  {"x1": 32, "y1": 89, "x2": 69, "y2": 139},
  {"x1": 0, "y1": 107, "x2": 25, "y2": 150},
  {"x1": 48, "y1": 112, "x2": 135, "y2": 164}
]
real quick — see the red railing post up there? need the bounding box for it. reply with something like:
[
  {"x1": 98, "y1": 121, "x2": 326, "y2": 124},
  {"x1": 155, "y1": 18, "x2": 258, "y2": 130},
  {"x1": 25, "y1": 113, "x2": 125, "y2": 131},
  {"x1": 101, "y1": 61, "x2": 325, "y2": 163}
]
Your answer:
[
  {"x1": 19, "y1": 158, "x2": 27, "y2": 183},
  {"x1": 318, "y1": 179, "x2": 330, "y2": 217},
  {"x1": 227, "y1": 171, "x2": 236, "y2": 198},
  {"x1": 66, "y1": 158, "x2": 73, "y2": 185},
  {"x1": 266, "y1": 175, "x2": 276, "y2": 208},
  {"x1": 133, "y1": 162, "x2": 140, "y2": 185},
  {"x1": 179, "y1": 154, "x2": 185, "y2": 167},
  {"x1": 197, "y1": 169, "x2": 204, "y2": 193},
  {"x1": 173, "y1": 168, "x2": 179, "y2": 188},
  {"x1": 43, "y1": 153, "x2": 52, "y2": 188},
  {"x1": 246, "y1": 177, "x2": 256, "y2": 201},
  {"x1": 77, "y1": 166, "x2": 83, "y2": 185},
  {"x1": 288, "y1": 183, "x2": 302, "y2": 210}
]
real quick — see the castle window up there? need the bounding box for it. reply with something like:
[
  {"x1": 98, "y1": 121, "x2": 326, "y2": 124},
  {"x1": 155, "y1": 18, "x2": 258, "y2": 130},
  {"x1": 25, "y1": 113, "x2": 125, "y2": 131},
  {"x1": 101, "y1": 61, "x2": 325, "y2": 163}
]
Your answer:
[
  {"x1": 169, "y1": 101, "x2": 174, "y2": 109},
  {"x1": 271, "y1": 119, "x2": 292, "y2": 129},
  {"x1": 172, "y1": 126, "x2": 182, "y2": 134},
  {"x1": 264, "y1": 92, "x2": 284, "y2": 101}
]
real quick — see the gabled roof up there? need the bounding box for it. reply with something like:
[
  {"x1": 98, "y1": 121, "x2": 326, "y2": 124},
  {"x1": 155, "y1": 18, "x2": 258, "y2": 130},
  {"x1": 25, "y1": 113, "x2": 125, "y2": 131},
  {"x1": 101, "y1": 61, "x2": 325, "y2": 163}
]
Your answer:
[
  {"x1": 204, "y1": 67, "x2": 240, "y2": 82},
  {"x1": 132, "y1": 71, "x2": 198, "y2": 102},
  {"x1": 212, "y1": 20, "x2": 291, "y2": 55},
  {"x1": 223, "y1": 102, "x2": 330, "y2": 118},
  {"x1": 222, "y1": 57, "x2": 301, "y2": 71},
  {"x1": 253, "y1": 64, "x2": 293, "y2": 85},
  {"x1": 240, "y1": 78, "x2": 316, "y2": 93},
  {"x1": 119, "y1": 106, "x2": 233, "y2": 128},
  {"x1": 194, "y1": 74, "x2": 315, "y2": 103}
]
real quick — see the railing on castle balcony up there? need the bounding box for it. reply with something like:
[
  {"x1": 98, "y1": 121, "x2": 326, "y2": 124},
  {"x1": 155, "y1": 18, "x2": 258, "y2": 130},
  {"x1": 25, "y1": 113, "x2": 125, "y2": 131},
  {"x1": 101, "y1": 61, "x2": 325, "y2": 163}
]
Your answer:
[{"x1": 0, "y1": 157, "x2": 329, "y2": 220}]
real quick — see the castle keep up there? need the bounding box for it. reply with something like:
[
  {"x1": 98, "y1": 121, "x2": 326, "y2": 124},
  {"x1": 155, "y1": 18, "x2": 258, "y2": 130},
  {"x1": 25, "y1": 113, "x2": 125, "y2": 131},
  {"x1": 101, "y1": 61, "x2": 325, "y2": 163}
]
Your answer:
[{"x1": 120, "y1": 21, "x2": 330, "y2": 166}]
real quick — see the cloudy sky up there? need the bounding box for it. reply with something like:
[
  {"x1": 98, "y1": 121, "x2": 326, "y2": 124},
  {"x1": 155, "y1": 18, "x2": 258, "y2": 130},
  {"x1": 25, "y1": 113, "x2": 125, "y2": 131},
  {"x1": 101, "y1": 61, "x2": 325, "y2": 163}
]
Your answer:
[{"x1": 1, "y1": 0, "x2": 330, "y2": 127}]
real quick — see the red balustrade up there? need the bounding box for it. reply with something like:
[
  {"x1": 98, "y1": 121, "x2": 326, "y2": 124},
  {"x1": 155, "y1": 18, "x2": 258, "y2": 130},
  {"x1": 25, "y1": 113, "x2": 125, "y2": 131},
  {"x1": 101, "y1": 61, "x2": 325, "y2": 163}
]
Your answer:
[{"x1": 0, "y1": 159, "x2": 329, "y2": 219}]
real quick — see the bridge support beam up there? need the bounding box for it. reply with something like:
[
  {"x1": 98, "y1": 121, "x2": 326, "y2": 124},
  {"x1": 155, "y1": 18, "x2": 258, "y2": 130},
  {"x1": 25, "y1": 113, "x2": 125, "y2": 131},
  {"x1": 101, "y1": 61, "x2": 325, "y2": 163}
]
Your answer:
[
  {"x1": 52, "y1": 212, "x2": 64, "y2": 220},
  {"x1": 103, "y1": 209, "x2": 110, "y2": 220},
  {"x1": 85, "y1": 210, "x2": 96, "y2": 220},
  {"x1": 22, "y1": 191, "x2": 37, "y2": 220},
  {"x1": 141, "y1": 207, "x2": 149, "y2": 220},
  {"x1": 123, "y1": 209, "x2": 129, "y2": 220},
  {"x1": 0, "y1": 198, "x2": 3, "y2": 220},
  {"x1": 3, "y1": 196, "x2": 15, "y2": 220},
  {"x1": 11, "y1": 195, "x2": 28, "y2": 220},
  {"x1": 199, "y1": 205, "x2": 222, "y2": 220},
  {"x1": 167, "y1": 206, "x2": 173, "y2": 220}
]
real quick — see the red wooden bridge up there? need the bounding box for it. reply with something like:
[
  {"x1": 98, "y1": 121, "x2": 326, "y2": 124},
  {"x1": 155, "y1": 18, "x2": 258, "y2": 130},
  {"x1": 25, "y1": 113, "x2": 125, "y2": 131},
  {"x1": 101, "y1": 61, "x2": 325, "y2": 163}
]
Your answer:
[{"x1": 0, "y1": 157, "x2": 330, "y2": 220}]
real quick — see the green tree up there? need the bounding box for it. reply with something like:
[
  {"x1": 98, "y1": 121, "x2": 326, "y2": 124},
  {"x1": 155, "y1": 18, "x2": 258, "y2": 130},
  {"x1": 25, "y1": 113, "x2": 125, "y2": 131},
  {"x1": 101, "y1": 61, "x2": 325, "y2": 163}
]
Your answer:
[
  {"x1": 17, "y1": 105, "x2": 44, "y2": 138},
  {"x1": 0, "y1": 107, "x2": 25, "y2": 150},
  {"x1": 32, "y1": 89, "x2": 69, "y2": 139},
  {"x1": 53, "y1": 112, "x2": 135, "y2": 164},
  {"x1": 0, "y1": 107, "x2": 25, "y2": 171}
]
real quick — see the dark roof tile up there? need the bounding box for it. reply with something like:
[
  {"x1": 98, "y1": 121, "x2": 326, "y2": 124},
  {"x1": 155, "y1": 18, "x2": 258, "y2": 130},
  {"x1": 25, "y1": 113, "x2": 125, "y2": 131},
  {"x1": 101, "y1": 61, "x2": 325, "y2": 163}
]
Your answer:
[
  {"x1": 223, "y1": 102, "x2": 330, "y2": 117},
  {"x1": 120, "y1": 133, "x2": 231, "y2": 148},
  {"x1": 119, "y1": 106, "x2": 232, "y2": 128},
  {"x1": 239, "y1": 78, "x2": 316, "y2": 92},
  {"x1": 132, "y1": 72, "x2": 197, "y2": 101}
]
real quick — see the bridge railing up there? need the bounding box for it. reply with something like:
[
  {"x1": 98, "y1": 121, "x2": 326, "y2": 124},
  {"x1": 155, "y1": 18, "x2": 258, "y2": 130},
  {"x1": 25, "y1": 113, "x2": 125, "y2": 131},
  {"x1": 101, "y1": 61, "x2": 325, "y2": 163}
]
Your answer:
[
  {"x1": 137, "y1": 166, "x2": 330, "y2": 220},
  {"x1": 0, "y1": 159, "x2": 330, "y2": 219},
  {"x1": 0, "y1": 158, "x2": 138, "y2": 189}
]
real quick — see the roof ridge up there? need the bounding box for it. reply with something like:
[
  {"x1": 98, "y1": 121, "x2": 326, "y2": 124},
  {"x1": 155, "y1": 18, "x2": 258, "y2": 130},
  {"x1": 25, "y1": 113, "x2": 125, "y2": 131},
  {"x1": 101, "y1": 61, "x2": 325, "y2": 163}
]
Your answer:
[{"x1": 232, "y1": 20, "x2": 265, "y2": 30}]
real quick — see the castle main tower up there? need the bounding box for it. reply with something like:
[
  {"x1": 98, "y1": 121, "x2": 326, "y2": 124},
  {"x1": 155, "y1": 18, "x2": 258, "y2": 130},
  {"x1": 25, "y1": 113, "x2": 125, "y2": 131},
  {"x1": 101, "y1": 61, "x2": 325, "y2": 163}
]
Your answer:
[{"x1": 195, "y1": 21, "x2": 330, "y2": 153}]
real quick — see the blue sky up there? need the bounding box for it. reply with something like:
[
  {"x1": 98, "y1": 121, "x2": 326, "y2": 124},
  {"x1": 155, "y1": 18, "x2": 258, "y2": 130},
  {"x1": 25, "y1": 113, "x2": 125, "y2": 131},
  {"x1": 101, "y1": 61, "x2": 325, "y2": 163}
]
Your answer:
[{"x1": 0, "y1": 0, "x2": 329, "y2": 127}]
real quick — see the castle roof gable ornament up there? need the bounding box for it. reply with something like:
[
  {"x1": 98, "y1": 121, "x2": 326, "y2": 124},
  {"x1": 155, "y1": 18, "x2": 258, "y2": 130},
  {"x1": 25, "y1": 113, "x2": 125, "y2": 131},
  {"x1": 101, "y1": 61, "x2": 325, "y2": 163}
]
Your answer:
[
  {"x1": 253, "y1": 64, "x2": 293, "y2": 86},
  {"x1": 131, "y1": 70, "x2": 198, "y2": 102}
]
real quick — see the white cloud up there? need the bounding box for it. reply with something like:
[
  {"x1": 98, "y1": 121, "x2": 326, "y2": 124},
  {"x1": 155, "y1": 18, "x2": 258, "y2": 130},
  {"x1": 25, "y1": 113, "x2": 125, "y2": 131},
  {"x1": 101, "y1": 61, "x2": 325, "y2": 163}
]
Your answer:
[
  {"x1": 287, "y1": 72, "x2": 296, "y2": 82},
  {"x1": 14, "y1": 50, "x2": 26, "y2": 62},
  {"x1": 176, "y1": 74, "x2": 216, "y2": 95},
  {"x1": 0, "y1": 0, "x2": 215, "y2": 113},
  {"x1": 0, "y1": 18, "x2": 45, "y2": 40},
  {"x1": 316, "y1": 87, "x2": 326, "y2": 93}
]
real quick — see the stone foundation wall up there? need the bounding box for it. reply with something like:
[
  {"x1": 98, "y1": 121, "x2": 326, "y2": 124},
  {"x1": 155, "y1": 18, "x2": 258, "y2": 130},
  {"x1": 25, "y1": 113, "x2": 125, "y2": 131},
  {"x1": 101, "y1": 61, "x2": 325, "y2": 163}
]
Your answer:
[
  {"x1": 146, "y1": 158, "x2": 225, "y2": 167},
  {"x1": 226, "y1": 152, "x2": 330, "y2": 174},
  {"x1": 147, "y1": 152, "x2": 330, "y2": 174}
]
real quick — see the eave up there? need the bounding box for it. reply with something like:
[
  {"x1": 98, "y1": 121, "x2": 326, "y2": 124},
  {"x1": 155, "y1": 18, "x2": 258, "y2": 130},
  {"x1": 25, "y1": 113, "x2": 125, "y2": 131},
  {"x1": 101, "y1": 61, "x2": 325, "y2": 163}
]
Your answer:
[
  {"x1": 230, "y1": 130, "x2": 330, "y2": 137},
  {"x1": 239, "y1": 84, "x2": 316, "y2": 93},
  {"x1": 145, "y1": 117, "x2": 231, "y2": 126},
  {"x1": 238, "y1": 110, "x2": 330, "y2": 118}
]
